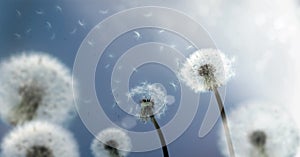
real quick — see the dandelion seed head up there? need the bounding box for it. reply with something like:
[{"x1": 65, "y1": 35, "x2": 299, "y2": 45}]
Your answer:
[
  {"x1": 178, "y1": 49, "x2": 234, "y2": 92},
  {"x1": 249, "y1": 130, "x2": 267, "y2": 148},
  {"x1": 0, "y1": 53, "x2": 77, "y2": 125},
  {"x1": 26, "y1": 146, "x2": 54, "y2": 157},
  {"x1": 139, "y1": 99, "x2": 155, "y2": 121},
  {"x1": 91, "y1": 128, "x2": 132, "y2": 157},
  {"x1": 128, "y1": 83, "x2": 168, "y2": 122},
  {"x1": 1, "y1": 121, "x2": 79, "y2": 157},
  {"x1": 218, "y1": 102, "x2": 300, "y2": 157},
  {"x1": 198, "y1": 63, "x2": 217, "y2": 90},
  {"x1": 8, "y1": 81, "x2": 45, "y2": 125}
]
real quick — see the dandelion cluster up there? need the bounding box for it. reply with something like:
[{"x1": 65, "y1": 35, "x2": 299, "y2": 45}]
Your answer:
[
  {"x1": 91, "y1": 128, "x2": 132, "y2": 157},
  {"x1": 128, "y1": 83, "x2": 168, "y2": 122},
  {"x1": 218, "y1": 102, "x2": 300, "y2": 157},
  {"x1": 1, "y1": 121, "x2": 80, "y2": 157},
  {"x1": 0, "y1": 53, "x2": 77, "y2": 125},
  {"x1": 178, "y1": 49, "x2": 234, "y2": 92}
]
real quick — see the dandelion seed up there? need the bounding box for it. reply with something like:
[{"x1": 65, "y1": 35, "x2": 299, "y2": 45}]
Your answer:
[
  {"x1": 158, "y1": 30, "x2": 165, "y2": 34},
  {"x1": 186, "y1": 45, "x2": 194, "y2": 50},
  {"x1": 91, "y1": 128, "x2": 132, "y2": 157},
  {"x1": 46, "y1": 21, "x2": 52, "y2": 30},
  {"x1": 0, "y1": 53, "x2": 77, "y2": 126},
  {"x1": 16, "y1": 9, "x2": 21, "y2": 17},
  {"x1": 1, "y1": 121, "x2": 79, "y2": 157},
  {"x1": 70, "y1": 28, "x2": 77, "y2": 34},
  {"x1": 133, "y1": 31, "x2": 141, "y2": 40},
  {"x1": 78, "y1": 20, "x2": 86, "y2": 27},
  {"x1": 128, "y1": 82, "x2": 169, "y2": 157},
  {"x1": 108, "y1": 54, "x2": 114, "y2": 58},
  {"x1": 55, "y1": 5, "x2": 62, "y2": 12},
  {"x1": 132, "y1": 67, "x2": 138, "y2": 73},
  {"x1": 105, "y1": 64, "x2": 110, "y2": 69},
  {"x1": 179, "y1": 48, "x2": 235, "y2": 157},
  {"x1": 25, "y1": 28, "x2": 32, "y2": 34},
  {"x1": 87, "y1": 39, "x2": 94, "y2": 46},
  {"x1": 218, "y1": 102, "x2": 300, "y2": 157},
  {"x1": 169, "y1": 81, "x2": 177, "y2": 91},
  {"x1": 14, "y1": 33, "x2": 21, "y2": 39},
  {"x1": 99, "y1": 9, "x2": 109, "y2": 14}
]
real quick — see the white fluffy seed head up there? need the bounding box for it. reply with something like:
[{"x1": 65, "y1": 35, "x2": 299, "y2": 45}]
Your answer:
[
  {"x1": 91, "y1": 128, "x2": 132, "y2": 157},
  {"x1": 218, "y1": 101, "x2": 300, "y2": 157},
  {"x1": 0, "y1": 52, "x2": 77, "y2": 125},
  {"x1": 178, "y1": 48, "x2": 234, "y2": 93},
  {"x1": 128, "y1": 82, "x2": 168, "y2": 122},
  {"x1": 1, "y1": 121, "x2": 80, "y2": 157}
]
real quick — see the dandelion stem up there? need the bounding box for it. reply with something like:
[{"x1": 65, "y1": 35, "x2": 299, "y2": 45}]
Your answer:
[
  {"x1": 213, "y1": 86, "x2": 235, "y2": 157},
  {"x1": 150, "y1": 116, "x2": 170, "y2": 157},
  {"x1": 259, "y1": 148, "x2": 269, "y2": 157}
]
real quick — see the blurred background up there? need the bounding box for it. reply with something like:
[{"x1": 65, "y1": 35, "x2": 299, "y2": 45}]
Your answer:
[{"x1": 1, "y1": 0, "x2": 300, "y2": 156}]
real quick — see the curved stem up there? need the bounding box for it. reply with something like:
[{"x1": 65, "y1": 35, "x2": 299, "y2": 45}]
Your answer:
[
  {"x1": 150, "y1": 116, "x2": 170, "y2": 157},
  {"x1": 213, "y1": 87, "x2": 235, "y2": 157}
]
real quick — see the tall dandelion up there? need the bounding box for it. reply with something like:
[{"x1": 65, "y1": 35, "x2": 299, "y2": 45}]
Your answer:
[
  {"x1": 178, "y1": 49, "x2": 235, "y2": 156},
  {"x1": 0, "y1": 53, "x2": 77, "y2": 126},
  {"x1": 128, "y1": 82, "x2": 169, "y2": 157},
  {"x1": 1, "y1": 121, "x2": 80, "y2": 157},
  {"x1": 218, "y1": 102, "x2": 299, "y2": 157},
  {"x1": 91, "y1": 128, "x2": 132, "y2": 157}
]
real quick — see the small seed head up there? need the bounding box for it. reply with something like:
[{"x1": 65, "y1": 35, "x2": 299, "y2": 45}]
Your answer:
[
  {"x1": 10, "y1": 83, "x2": 45, "y2": 125},
  {"x1": 198, "y1": 64, "x2": 217, "y2": 90},
  {"x1": 26, "y1": 146, "x2": 54, "y2": 157},
  {"x1": 104, "y1": 140, "x2": 120, "y2": 157},
  {"x1": 139, "y1": 98, "x2": 154, "y2": 122},
  {"x1": 249, "y1": 130, "x2": 267, "y2": 148}
]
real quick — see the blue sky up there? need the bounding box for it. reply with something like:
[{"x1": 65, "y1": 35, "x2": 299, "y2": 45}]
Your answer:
[{"x1": 1, "y1": 0, "x2": 300, "y2": 157}]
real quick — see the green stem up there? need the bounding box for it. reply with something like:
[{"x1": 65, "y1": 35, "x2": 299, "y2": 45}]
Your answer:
[
  {"x1": 213, "y1": 86, "x2": 235, "y2": 157},
  {"x1": 150, "y1": 116, "x2": 170, "y2": 157}
]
